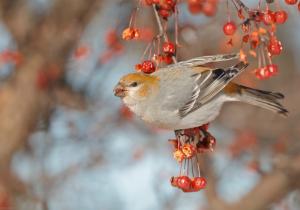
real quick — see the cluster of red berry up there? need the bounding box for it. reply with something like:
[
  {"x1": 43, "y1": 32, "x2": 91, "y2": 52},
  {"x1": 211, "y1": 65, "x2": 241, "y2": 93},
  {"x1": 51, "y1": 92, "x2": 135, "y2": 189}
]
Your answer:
[
  {"x1": 168, "y1": 124, "x2": 215, "y2": 193},
  {"x1": 134, "y1": 41, "x2": 176, "y2": 74},
  {"x1": 221, "y1": 0, "x2": 292, "y2": 80},
  {"x1": 188, "y1": 0, "x2": 218, "y2": 16},
  {"x1": 170, "y1": 175, "x2": 207, "y2": 192},
  {"x1": 145, "y1": 0, "x2": 177, "y2": 20}
]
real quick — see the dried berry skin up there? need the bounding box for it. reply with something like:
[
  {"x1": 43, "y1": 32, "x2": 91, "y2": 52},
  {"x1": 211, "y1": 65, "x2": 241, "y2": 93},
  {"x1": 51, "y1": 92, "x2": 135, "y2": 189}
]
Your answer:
[
  {"x1": 182, "y1": 144, "x2": 196, "y2": 158},
  {"x1": 173, "y1": 149, "x2": 185, "y2": 162}
]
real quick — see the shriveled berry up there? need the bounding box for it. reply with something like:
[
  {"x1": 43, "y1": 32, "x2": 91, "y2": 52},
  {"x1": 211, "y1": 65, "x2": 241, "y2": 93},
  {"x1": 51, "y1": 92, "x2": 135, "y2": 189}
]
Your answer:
[
  {"x1": 223, "y1": 21, "x2": 237, "y2": 36},
  {"x1": 285, "y1": 0, "x2": 298, "y2": 5},
  {"x1": 192, "y1": 177, "x2": 207, "y2": 191},
  {"x1": 162, "y1": 42, "x2": 176, "y2": 55},
  {"x1": 177, "y1": 176, "x2": 192, "y2": 191},
  {"x1": 173, "y1": 149, "x2": 185, "y2": 162},
  {"x1": 141, "y1": 60, "x2": 156, "y2": 73},
  {"x1": 122, "y1": 28, "x2": 140, "y2": 40},
  {"x1": 182, "y1": 144, "x2": 196, "y2": 158},
  {"x1": 275, "y1": 10, "x2": 288, "y2": 24}
]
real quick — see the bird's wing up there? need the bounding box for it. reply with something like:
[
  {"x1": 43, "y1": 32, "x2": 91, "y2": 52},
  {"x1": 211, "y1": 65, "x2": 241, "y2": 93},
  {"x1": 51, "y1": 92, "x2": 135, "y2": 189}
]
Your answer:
[
  {"x1": 166, "y1": 53, "x2": 239, "y2": 68},
  {"x1": 178, "y1": 62, "x2": 249, "y2": 118}
]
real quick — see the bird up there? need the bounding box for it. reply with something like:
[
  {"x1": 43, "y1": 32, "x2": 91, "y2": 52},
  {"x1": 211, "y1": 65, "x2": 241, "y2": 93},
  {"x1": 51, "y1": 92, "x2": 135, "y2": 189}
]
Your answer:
[{"x1": 113, "y1": 54, "x2": 288, "y2": 130}]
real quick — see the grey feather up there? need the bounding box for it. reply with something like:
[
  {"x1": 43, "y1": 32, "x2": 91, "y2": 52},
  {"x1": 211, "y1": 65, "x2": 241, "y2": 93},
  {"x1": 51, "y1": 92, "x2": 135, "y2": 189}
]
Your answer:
[
  {"x1": 166, "y1": 53, "x2": 239, "y2": 68},
  {"x1": 178, "y1": 62, "x2": 249, "y2": 118}
]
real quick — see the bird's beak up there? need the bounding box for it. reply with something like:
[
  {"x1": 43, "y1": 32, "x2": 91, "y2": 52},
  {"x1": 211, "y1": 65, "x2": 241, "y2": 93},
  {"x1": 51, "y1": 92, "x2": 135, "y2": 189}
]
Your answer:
[{"x1": 113, "y1": 83, "x2": 126, "y2": 98}]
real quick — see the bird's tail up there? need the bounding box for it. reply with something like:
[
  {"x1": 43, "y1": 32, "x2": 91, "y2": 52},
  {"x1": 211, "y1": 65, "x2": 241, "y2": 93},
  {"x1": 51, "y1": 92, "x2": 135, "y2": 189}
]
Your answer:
[{"x1": 234, "y1": 85, "x2": 288, "y2": 116}]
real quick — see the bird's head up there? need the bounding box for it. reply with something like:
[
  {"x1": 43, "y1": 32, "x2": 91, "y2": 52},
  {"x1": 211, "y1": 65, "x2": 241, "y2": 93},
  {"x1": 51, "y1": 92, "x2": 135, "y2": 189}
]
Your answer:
[{"x1": 113, "y1": 73, "x2": 159, "y2": 105}]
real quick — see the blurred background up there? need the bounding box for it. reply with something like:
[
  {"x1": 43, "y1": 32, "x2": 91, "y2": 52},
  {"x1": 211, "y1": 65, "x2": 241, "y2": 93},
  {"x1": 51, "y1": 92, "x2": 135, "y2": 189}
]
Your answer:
[{"x1": 0, "y1": 0, "x2": 299, "y2": 210}]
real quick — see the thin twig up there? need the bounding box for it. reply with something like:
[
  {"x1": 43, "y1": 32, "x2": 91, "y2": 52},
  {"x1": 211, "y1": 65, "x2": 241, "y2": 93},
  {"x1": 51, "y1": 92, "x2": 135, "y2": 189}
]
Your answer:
[{"x1": 231, "y1": 0, "x2": 250, "y2": 13}]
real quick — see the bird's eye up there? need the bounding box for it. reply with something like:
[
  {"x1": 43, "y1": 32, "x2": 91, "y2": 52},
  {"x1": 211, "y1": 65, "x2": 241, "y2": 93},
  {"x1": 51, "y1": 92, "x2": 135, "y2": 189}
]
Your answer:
[{"x1": 129, "y1": 82, "x2": 138, "y2": 87}]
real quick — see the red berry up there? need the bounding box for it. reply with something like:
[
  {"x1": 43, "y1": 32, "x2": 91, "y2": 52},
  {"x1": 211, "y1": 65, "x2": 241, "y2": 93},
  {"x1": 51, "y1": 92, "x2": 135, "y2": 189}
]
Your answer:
[
  {"x1": 135, "y1": 63, "x2": 142, "y2": 71},
  {"x1": 285, "y1": 0, "x2": 298, "y2": 5},
  {"x1": 266, "y1": 64, "x2": 278, "y2": 75},
  {"x1": 141, "y1": 60, "x2": 156, "y2": 73},
  {"x1": 192, "y1": 177, "x2": 207, "y2": 191},
  {"x1": 162, "y1": 42, "x2": 176, "y2": 55},
  {"x1": 74, "y1": 45, "x2": 90, "y2": 59},
  {"x1": 177, "y1": 176, "x2": 191, "y2": 190},
  {"x1": 202, "y1": 2, "x2": 216, "y2": 16},
  {"x1": 170, "y1": 176, "x2": 179, "y2": 187},
  {"x1": 163, "y1": 55, "x2": 173, "y2": 64},
  {"x1": 255, "y1": 67, "x2": 271, "y2": 79},
  {"x1": 188, "y1": 3, "x2": 202, "y2": 14},
  {"x1": 262, "y1": 10, "x2": 275, "y2": 25},
  {"x1": 268, "y1": 38, "x2": 283, "y2": 55},
  {"x1": 298, "y1": 2, "x2": 300, "y2": 11},
  {"x1": 145, "y1": 0, "x2": 158, "y2": 6},
  {"x1": 223, "y1": 21, "x2": 237, "y2": 36},
  {"x1": 159, "y1": 9, "x2": 171, "y2": 20},
  {"x1": 275, "y1": 10, "x2": 288, "y2": 24},
  {"x1": 188, "y1": 0, "x2": 203, "y2": 14}
]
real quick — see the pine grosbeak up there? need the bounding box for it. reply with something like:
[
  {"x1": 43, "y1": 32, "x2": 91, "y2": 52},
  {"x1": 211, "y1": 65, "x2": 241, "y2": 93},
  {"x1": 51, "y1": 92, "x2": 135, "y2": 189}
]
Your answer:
[{"x1": 114, "y1": 53, "x2": 288, "y2": 130}]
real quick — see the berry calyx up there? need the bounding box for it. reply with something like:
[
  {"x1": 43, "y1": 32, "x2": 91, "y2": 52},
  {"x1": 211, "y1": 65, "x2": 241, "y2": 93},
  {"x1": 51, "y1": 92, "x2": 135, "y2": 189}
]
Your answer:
[
  {"x1": 162, "y1": 42, "x2": 176, "y2": 55},
  {"x1": 192, "y1": 177, "x2": 207, "y2": 191},
  {"x1": 223, "y1": 21, "x2": 237, "y2": 36},
  {"x1": 285, "y1": 0, "x2": 298, "y2": 5},
  {"x1": 177, "y1": 176, "x2": 192, "y2": 191},
  {"x1": 141, "y1": 60, "x2": 156, "y2": 73},
  {"x1": 275, "y1": 10, "x2": 288, "y2": 24}
]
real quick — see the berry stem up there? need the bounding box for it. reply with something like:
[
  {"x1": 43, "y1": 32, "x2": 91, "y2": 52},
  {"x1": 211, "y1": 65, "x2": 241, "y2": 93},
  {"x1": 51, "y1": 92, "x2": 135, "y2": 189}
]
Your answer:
[{"x1": 152, "y1": 4, "x2": 177, "y2": 64}]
